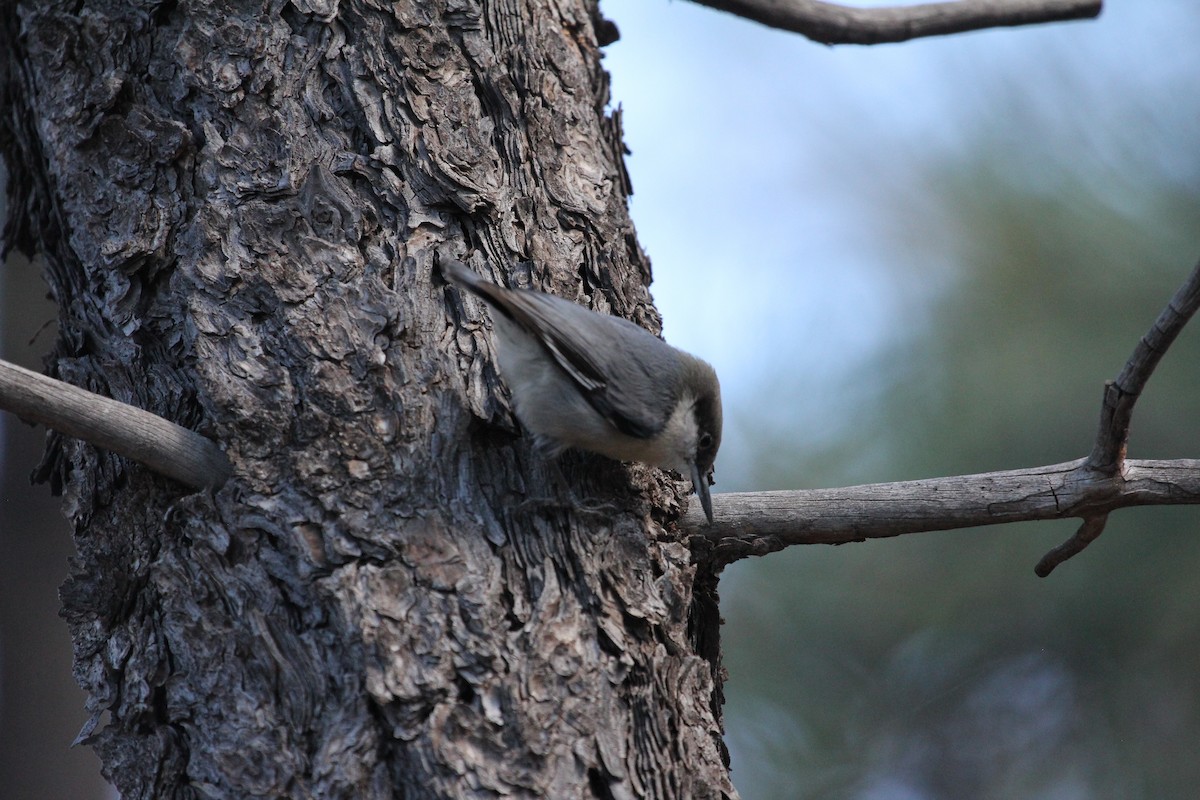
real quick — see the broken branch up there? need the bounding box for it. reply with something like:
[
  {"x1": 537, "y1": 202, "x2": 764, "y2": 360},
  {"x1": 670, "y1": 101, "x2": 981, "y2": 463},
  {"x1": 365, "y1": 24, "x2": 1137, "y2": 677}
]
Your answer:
[{"x1": 0, "y1": 357, "x2": 231, "y2": 490}]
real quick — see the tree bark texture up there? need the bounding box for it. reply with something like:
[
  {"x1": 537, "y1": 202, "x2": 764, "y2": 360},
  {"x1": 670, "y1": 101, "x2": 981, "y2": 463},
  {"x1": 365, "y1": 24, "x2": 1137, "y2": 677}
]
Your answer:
[{"x1": 1, "y1": 1, "x2": 734, "y2": 797}]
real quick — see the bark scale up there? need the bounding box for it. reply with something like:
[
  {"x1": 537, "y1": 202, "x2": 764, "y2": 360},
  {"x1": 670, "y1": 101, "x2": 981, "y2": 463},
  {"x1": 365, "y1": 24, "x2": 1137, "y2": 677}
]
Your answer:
[{"x1": 1, "y1": 1, "x2": 733, "y2": 797}]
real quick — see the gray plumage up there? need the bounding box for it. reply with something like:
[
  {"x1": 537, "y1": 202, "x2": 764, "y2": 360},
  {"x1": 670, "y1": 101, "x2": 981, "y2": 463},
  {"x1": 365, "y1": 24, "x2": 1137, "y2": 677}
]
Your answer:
[{"x1": 440, "y1": 256, "x2": 722, "y2": 522}]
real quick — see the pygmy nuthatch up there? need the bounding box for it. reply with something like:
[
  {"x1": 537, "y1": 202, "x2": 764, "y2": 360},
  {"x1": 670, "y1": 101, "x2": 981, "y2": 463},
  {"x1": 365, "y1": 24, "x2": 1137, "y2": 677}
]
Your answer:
[{"x1": 440, "y1": 255, "x2": 722, "y2": 523}]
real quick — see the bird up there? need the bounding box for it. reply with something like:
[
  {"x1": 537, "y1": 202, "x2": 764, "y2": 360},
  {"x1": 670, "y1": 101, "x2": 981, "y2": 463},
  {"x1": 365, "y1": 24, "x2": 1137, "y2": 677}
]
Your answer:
[{"x1": 440, "y1": 254, "x2": 722, "y2": 523}]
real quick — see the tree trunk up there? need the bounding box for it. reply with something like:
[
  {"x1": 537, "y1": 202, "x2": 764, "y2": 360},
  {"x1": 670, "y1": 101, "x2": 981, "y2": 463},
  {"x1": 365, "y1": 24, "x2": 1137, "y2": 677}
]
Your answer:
[{"x1": 1, "y1": 0, "x2": 734, "y2": 797}]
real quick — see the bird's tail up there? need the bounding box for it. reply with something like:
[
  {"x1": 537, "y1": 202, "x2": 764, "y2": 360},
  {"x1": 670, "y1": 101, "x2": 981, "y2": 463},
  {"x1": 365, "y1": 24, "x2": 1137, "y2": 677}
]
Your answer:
[
  {"x1": 437, "y1": 253, "x2": 520, "y2": 323},
  {"x1": 437, "y1": 254, "x2": 488, "y2": 292}
]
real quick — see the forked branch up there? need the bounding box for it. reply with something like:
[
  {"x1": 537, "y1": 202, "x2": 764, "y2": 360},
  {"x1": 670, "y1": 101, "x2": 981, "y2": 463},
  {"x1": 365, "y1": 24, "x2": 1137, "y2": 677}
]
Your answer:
[
  {"x1": 1035, "y1": 258, "x2": 1200, "y2": 574},
  {"x1": 687, "y1": 258, "x2": 1200, "y2": 575},
  {"x1": 687, "y1": 458, "x2": 1200, "y2": 566},
  {"x1": 687, "y1": 0, "x2": 1102, "y2": 45}
]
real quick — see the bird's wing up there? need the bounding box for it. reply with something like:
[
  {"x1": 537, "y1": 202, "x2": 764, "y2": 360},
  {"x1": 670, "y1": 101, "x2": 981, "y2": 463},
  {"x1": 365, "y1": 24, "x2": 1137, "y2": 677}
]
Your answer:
[
  {"x1": 494, "y1": 290, "x2": 678, "y2": 440},
  {"x1": 440, "y1": 256, "x2": 680, "y2": 438}
]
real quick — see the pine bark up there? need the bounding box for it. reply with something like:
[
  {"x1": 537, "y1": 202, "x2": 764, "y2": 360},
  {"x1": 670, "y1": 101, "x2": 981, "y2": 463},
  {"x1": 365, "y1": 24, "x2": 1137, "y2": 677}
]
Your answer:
[{"x1": 1, "y1": 1, "x2": 733, "y2": 797}]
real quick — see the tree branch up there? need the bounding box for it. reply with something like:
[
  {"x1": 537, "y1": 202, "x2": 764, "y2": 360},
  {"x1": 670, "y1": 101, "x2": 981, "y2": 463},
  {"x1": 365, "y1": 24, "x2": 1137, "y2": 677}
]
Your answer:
[
  {"x1": 0, "y1": 358, "x2": 231, "y2": 490},
  {"x1": 686, "y1": 458, "x2": 1200, "y2": 566},
  {"x1": 1025, "y1": 259, "x2": 1200, "y2": 574},
  {"x1": 687, "y1": 0, "x2": 1102, "y2": 45},
  {"x1": 685, "y1": 259, "x2": 1200, "y2": 574},
  {"x1": 1088, "y1": 259, "x2": 1200, "y2": 472}
]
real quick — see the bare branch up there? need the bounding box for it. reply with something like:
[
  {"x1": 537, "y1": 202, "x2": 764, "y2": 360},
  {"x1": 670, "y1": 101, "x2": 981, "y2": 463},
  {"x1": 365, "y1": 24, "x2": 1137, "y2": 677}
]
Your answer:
[
  {"x1": 1033, "y1": 514, "x2": 1106, "y2": 577},
  {"x1": 0, "y1": 358, "x2": 231, "y2": 490},
  {"x1": 685, "y1": 259, "x2": 1200, "y2": 574},
  {"x1": 1031, "y1": 259, "x2": 1200, "y2": 573},
  {"x1": 687, "y1": 0, "x2": 1102, "y2": 45},
  {"x1": 685, "y1": 458, "x2": 1200, "y2": 565},
  {"x1": 1089, "y1": 259, "x2": 1200, "y2": 472}
]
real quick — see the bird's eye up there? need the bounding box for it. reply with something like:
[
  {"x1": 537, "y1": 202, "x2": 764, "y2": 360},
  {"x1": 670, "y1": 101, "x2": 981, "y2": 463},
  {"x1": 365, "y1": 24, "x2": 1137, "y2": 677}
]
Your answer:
[{"x1": 698, "y1": 432, "x2": 713, "y2": 449}]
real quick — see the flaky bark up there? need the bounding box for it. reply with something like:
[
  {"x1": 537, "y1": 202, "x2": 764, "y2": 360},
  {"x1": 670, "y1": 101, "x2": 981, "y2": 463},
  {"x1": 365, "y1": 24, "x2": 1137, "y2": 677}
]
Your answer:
[{"x1": 2, "y1": 1, "x2": 732, "y2": 797}]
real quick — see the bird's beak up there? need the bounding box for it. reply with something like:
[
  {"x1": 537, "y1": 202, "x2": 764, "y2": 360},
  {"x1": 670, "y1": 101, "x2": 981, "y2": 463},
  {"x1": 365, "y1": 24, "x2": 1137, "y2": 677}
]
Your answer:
[{"x1": 689, "y1": 460, "x2": 714, "y2": 524}]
